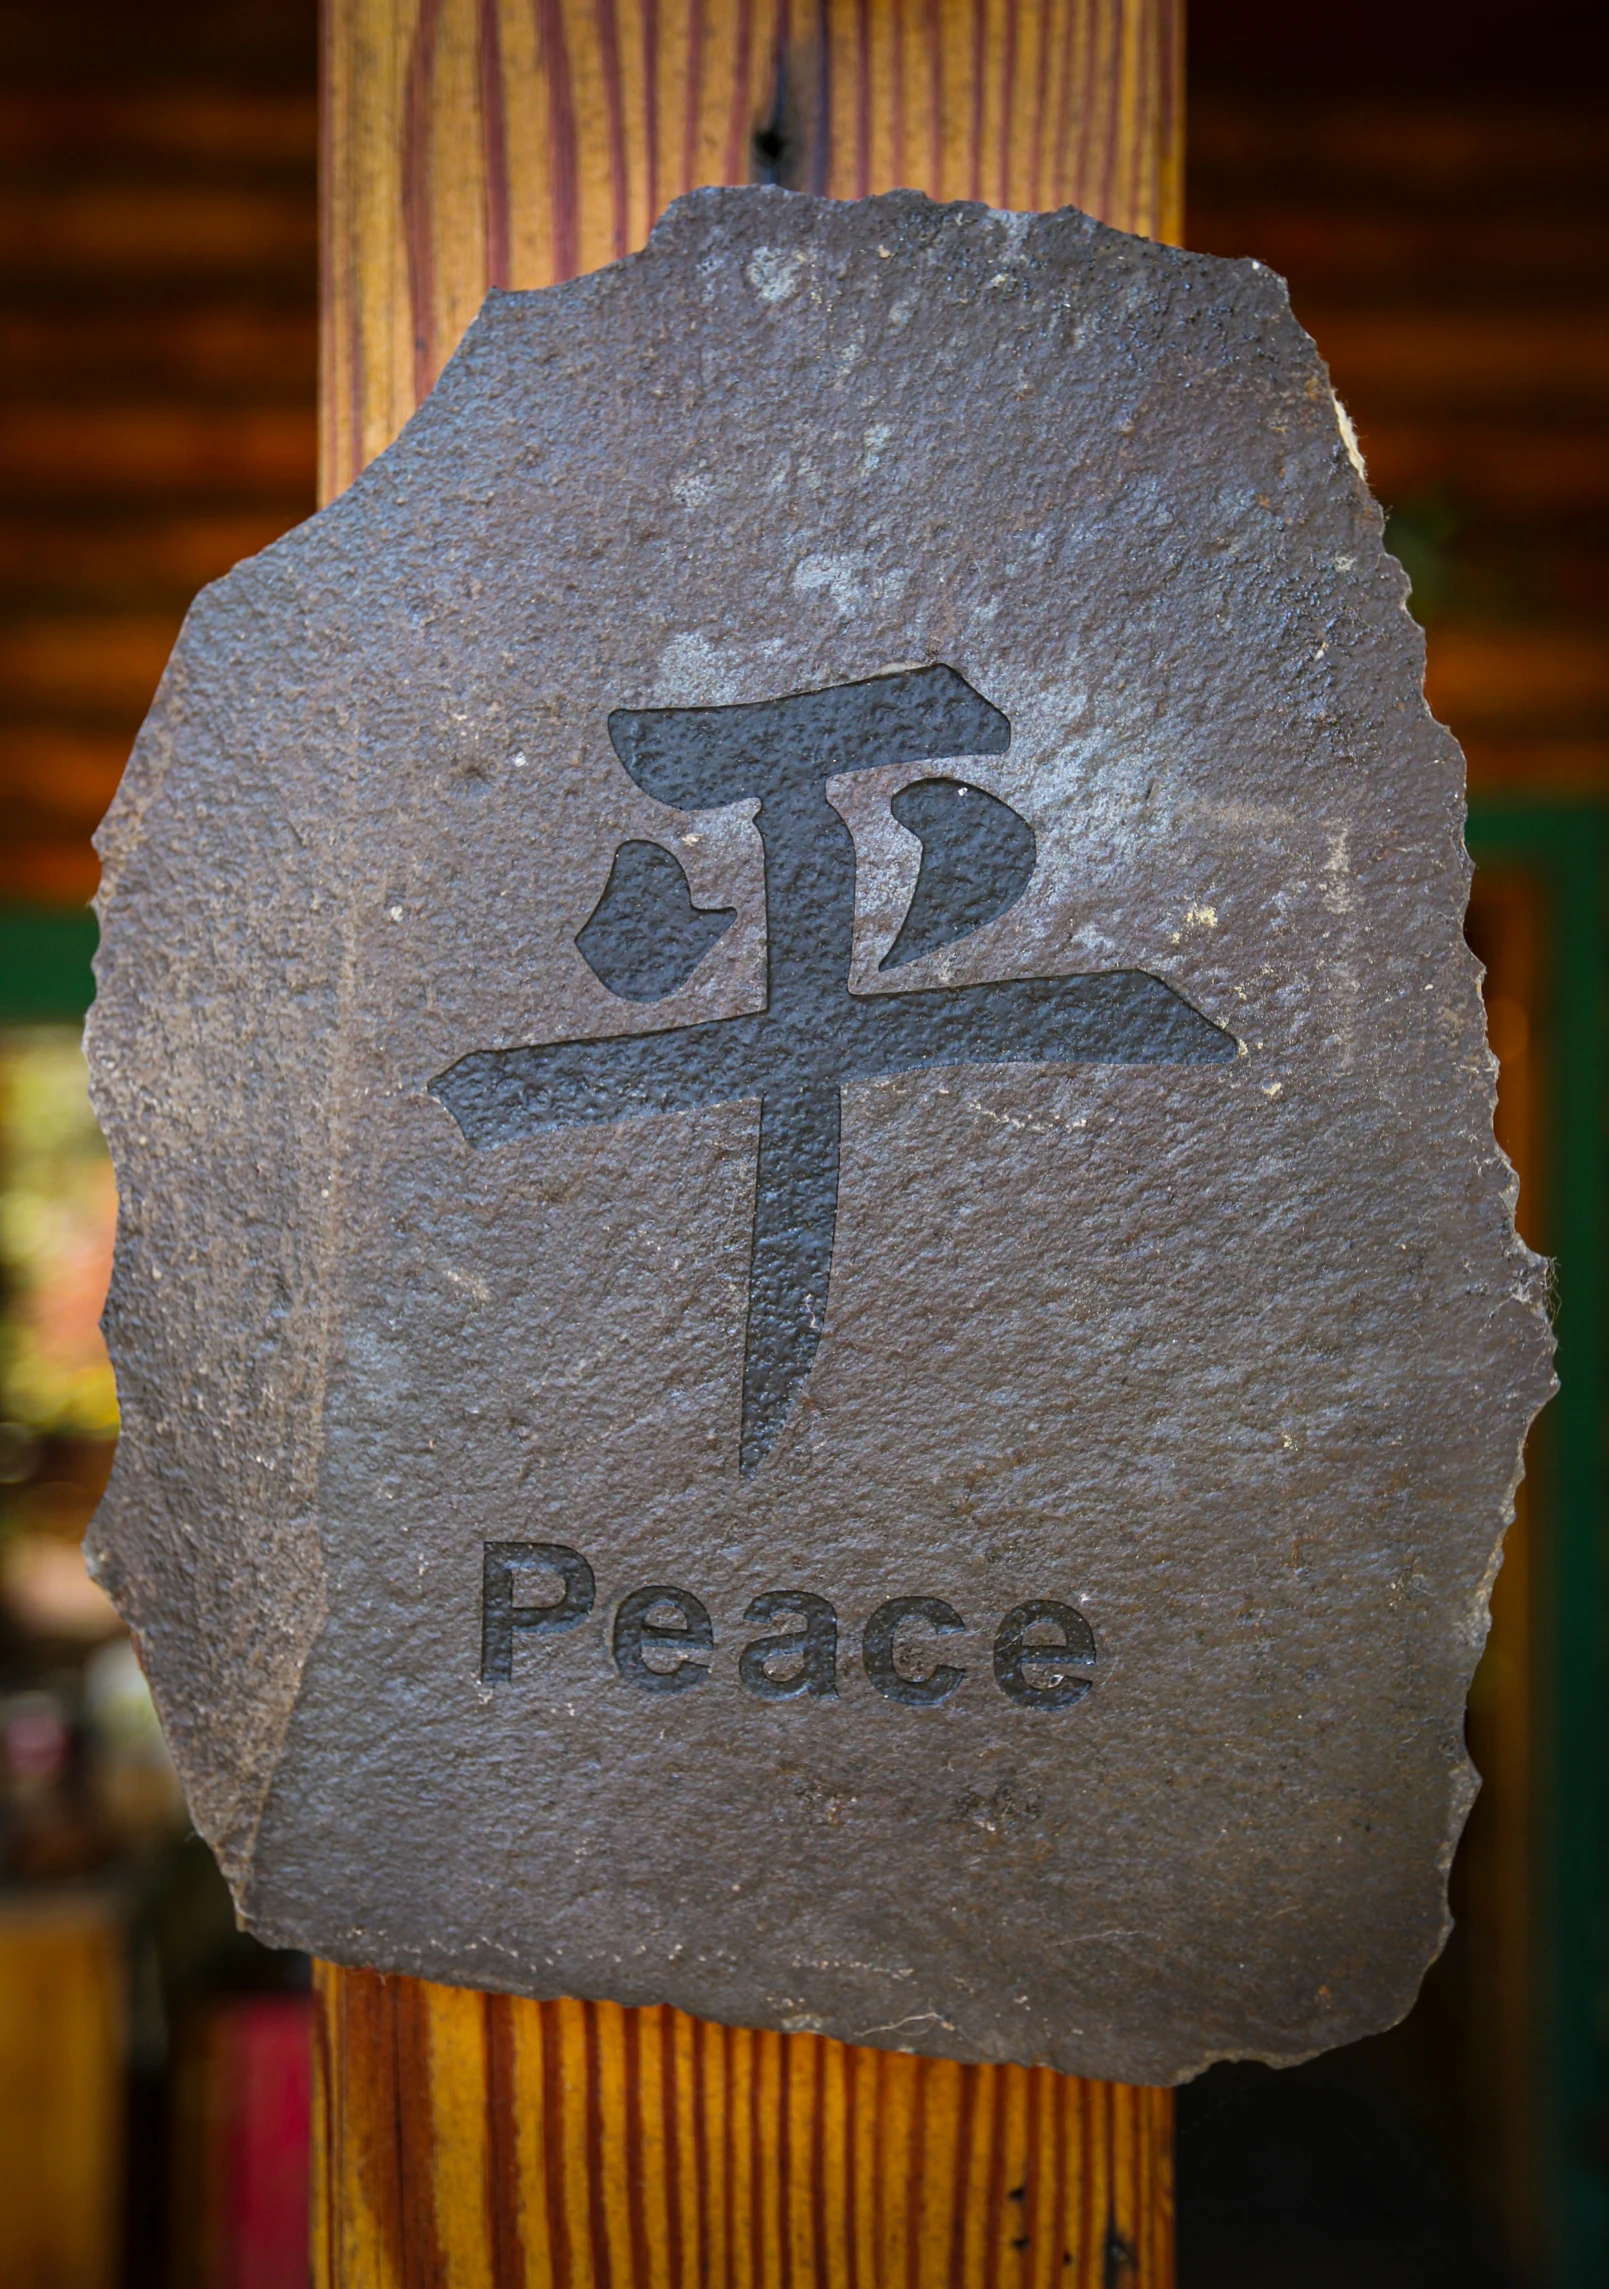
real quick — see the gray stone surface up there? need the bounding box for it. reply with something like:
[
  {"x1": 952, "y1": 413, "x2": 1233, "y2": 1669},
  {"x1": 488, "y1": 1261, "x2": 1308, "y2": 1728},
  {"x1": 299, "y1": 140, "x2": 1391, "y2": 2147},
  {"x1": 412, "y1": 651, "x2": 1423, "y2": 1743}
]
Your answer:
[{"x1": 87, "y1": 186, "x2": 1553, "y2": 2085}]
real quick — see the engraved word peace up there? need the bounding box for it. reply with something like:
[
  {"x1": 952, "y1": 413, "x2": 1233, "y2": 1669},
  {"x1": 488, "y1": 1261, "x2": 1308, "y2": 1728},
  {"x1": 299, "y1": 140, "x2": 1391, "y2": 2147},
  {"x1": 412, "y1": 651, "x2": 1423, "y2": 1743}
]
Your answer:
[{"x1": 481, "y1": 1541, "x2": 1098, "y2": 1711}]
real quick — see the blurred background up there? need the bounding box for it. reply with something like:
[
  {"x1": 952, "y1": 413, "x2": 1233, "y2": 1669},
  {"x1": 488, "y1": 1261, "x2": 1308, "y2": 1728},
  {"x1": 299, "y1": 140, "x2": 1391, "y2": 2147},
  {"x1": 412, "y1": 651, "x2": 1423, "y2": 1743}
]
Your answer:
[{"x1": 0, "y1": 0, "x2": 1603, "y2": 2283}]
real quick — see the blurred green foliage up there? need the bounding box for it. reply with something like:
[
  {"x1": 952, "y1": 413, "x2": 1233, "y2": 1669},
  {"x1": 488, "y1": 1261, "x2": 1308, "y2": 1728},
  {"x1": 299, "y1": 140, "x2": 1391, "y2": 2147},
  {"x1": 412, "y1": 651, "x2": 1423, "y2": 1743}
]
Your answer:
[{"x1": 0, "y1": 1028, "x2": 118, "y2": 1437}]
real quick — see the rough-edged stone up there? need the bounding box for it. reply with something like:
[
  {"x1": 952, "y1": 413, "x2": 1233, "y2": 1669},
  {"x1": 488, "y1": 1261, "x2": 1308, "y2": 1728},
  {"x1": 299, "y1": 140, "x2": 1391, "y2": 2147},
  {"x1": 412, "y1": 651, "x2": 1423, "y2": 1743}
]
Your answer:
[{"x1": 86, "y1": 186, "x2": 1553, "y2": 2085}]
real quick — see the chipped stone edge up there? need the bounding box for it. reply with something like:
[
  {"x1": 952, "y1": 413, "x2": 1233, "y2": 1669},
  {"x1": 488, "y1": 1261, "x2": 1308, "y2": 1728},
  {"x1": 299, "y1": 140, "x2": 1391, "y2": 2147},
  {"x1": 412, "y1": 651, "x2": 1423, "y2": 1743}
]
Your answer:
[{"x1": 85, "y1": 187, "x2": 1559, "y2": 2065}]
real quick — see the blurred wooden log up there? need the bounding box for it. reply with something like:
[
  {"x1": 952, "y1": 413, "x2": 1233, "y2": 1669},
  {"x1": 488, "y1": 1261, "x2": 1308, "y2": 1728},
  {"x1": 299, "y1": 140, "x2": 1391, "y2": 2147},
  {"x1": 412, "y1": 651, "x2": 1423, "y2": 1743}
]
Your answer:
[
  {"x1": 0, "y1": 1895, "x2": 123, "y2": 2289},
  {"x1": 315, "y1": 1, "x2": 1179, "y2": 2278},
  {"x1": 0, "y1": 82, "x2": 317, "y2": 905},
  {"x1": 312, "y1": 1971, "x2": 1174, "y2": 2288}
]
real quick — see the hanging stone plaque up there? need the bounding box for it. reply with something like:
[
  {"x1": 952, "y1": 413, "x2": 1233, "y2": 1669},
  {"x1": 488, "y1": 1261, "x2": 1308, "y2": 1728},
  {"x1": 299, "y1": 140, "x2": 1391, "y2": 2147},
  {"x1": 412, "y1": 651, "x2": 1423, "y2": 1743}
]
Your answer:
[{"x1": 87, "y1": 187, "x2": 1553, "y2": 2084}]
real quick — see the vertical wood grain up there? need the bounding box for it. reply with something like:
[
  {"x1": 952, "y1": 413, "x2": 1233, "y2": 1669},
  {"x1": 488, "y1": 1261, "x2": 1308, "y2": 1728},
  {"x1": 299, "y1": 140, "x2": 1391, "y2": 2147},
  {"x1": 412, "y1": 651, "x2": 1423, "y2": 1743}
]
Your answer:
[
  {"x1": 0, "y1": 1900, "x2": 123, "y2": 2289},
  {"x1": 316, "y1": 2, "x2": 1176, "y2": 2275},
  {"x1": 320, "y1": 0, "x2": 1183, "y2": 497},
  {"x1": 314, "y1": 1970, "x2": 1174, "y2": 2289}
]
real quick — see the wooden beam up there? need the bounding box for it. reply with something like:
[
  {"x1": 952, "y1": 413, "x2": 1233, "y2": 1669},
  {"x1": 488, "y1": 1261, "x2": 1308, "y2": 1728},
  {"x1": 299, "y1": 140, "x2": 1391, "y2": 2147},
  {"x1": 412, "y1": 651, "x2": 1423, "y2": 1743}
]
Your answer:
[
  {"x1": 313, "y1": 1974, "x2": 1174, "y2": 2286},
  {"x1": 315, "y1": 2, "x2": 1181, "y2": 2277},
  {"x1": 0, "y1": 1897, "x2": 123, "y2": 2289},
  {"x1": 320, "y1": 0, "x2": 1183, "y2": 495}
]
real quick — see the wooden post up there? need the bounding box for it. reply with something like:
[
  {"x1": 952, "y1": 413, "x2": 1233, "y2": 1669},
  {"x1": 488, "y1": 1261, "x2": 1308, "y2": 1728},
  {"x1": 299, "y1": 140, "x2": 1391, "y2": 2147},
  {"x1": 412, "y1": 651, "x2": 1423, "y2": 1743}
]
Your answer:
[
  {"x1": 312, "y1": 1982, "x2": 1174, "y2": 2287},
  {"x1": 320, "y1": 0, "x2": 1181, "y2": 496},
  {"x1": 0, "y1": 1898, "x2": 123, "y2": 2289},
  {"x1": 314, "y1": 3, "x2": 1182, "y2": 2278}
]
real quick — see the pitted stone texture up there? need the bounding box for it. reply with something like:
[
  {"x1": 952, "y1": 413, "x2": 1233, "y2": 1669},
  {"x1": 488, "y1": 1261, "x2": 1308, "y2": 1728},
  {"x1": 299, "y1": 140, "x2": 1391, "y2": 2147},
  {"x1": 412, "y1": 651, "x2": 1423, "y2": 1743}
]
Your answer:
[{"x1": 87, "y1": 187, "x2": 1552, "y2": 2084}]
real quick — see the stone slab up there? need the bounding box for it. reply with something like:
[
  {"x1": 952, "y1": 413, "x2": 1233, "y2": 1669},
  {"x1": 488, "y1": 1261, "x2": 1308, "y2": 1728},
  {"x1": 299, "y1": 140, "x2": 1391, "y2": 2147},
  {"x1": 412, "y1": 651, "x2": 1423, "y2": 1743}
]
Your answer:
[{"x1": 86, "y1": 187, "x2": 1553, "y2": 2084}]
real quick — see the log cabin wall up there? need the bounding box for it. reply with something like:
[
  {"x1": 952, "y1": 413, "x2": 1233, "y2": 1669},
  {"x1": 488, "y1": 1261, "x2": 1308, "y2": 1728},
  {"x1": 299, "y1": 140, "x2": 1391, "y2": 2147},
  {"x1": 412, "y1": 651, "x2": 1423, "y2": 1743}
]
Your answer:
[
  {"x1": 1190, "y1": 97, "x2": 1609, "y2": 810},
  {"x1": 0, "y1": 0, "x2": 318, "y2": 908}
]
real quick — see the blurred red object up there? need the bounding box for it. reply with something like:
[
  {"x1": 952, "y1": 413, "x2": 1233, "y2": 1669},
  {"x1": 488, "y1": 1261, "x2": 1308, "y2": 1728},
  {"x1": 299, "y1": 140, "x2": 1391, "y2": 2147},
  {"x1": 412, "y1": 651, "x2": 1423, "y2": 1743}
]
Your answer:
[{"x1": 173, "y1": 1991, "x2": 311, "y2": 2289}]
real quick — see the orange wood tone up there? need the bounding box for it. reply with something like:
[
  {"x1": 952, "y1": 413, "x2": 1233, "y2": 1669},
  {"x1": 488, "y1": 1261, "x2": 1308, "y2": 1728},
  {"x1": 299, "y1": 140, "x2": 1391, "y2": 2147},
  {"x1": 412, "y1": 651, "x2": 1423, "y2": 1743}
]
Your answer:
[
  {"x1": 320, "y1": 0, "x2": 1183, "y2": 497},
  {"x1": 315, "y1": 4, "x2": 1176, "y2": 2275},
  {"x1": 1461, "y1": 873, "x2": 1545, "y2": 2262},
  {"x1": 0, "y1": 86, "x2": 317, "y2": 904},
  {"x1": 0, "y1": 1896, "x2": 123, "y2": 2289},
  {"x1": 1187, "y1": 97, "x2": 1609, "y2": 806},
  {"x1": 313, "y1": 1969, "x2": 1173, "y2": 2289}
]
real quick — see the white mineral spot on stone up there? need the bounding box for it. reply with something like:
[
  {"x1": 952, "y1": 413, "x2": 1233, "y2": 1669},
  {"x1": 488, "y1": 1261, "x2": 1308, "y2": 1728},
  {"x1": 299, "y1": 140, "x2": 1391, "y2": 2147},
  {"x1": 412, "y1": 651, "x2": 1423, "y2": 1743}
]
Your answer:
[
  {"x1": 986, "y1": 209, "x2": 1032, "y2": 260},
  {"x1": 652, "y1": 629, "x2": 746, "y2": 705},
  {"x1": 745, "y1": 246, "x2": 805, "y2": 304},
  {"x1": 1324, "y1": 830, "x2": 1353, "y2": 913},
  {"x1": 1333, "y1": 392, "x2": 1367, "y2": 478},
  {"x1": 442, "y1": 1266, "x2": 492, "y2": 1304},
  {"x1": 792, "y1": 551, "x2": 907, "y2": 614}
]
